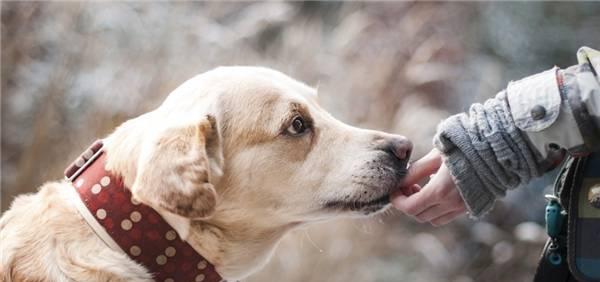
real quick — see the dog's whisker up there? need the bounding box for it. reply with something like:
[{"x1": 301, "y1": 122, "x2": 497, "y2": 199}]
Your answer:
[{"x1": 303, "y1": 229, "x2": 324, "y2": 253}]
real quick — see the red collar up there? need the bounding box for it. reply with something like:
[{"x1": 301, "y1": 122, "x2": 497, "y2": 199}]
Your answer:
[{"x1": 65, "y1": 140, "x2": 223, "y2": 282}]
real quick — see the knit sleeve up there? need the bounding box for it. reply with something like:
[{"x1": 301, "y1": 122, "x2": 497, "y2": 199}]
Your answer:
[{"x1": 433, "y1": 91, "x2": 548, "y2": 218}]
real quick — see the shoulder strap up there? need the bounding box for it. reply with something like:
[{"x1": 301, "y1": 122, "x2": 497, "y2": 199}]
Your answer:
[{"x1": 566, "y1": 154, "x2": 600, "y2": 282}]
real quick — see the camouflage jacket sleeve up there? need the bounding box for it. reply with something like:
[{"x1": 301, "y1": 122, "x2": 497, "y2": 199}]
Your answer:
[{"x1": 508, "y1": 47, "x2": 600, "y2": 157}]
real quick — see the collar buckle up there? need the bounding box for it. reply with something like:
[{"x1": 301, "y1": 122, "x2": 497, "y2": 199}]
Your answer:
[{"x1": 64, "y1": 140, "x2": 105, "y2": 182}]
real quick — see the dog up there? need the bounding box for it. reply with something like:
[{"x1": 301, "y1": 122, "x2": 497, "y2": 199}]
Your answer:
[{"x1": 0, "y1": 66, "x2": 412, "y2": 281}]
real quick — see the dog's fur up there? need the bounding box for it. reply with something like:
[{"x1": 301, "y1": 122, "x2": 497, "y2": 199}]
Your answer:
[{"x1": 0, "y1": 67, "x2": 411, "y2": 281}]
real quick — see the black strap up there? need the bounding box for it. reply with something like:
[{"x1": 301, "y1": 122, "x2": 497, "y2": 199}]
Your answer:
[{"x1": 566, "y1": 156, "x2": 600, "y2": 282}]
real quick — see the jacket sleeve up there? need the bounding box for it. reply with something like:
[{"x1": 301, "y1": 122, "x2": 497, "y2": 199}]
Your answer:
[
  {"x1": 433, "y1": 47, "x2": 600, "y2": 218},
  {"x1": 510, "y1": 47, "x2": 600, "y2": 157}
]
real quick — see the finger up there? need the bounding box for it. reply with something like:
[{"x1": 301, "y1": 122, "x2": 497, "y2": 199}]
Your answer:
[
  {"x1": 416, "y1": 162, "x2": 455, "y2": 203},
  {"x1": 446, "y1": 185, "x2": 467, "y2": 211},
  {"x1": 395, "y1": 184, "x2": 421, "y2": 197},
  {"x1": 390, "y1": 189, "x2": 435, "y2": 216},
  {"x1": 410, "y1": 169, "x2": 462, "y2": 222},
  {"x1": 409, "y1": 184, "x2": 421, "y2": 195},
  {"x1": 430, "y1": 208, "x2": 466, "y2": 227},
  {"x1": 401, "y1": 149, "x2": 443, "y2": 187},
  {"x1": 414, "y1": 204, "x2": 451, "y2": 223}
]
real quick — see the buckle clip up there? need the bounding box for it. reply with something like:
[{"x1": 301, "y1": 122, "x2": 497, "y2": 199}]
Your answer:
[{"x1": 64, "y1": 140, "x2": 105, "y2": 182}]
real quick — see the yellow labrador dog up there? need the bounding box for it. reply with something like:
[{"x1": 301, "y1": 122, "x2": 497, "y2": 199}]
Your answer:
[{"x1": 0, "y1": 67, "x2": 412, "y2": 281}]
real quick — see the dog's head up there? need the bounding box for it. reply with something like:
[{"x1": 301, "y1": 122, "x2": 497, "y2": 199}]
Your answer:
[{"x1": 105, "y1": 66, "x2": 411, "y2": 277}]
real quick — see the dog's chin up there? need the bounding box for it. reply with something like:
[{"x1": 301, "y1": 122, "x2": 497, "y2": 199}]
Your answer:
[
  {"x1": 324, "y1": 166, "x2": 407, "y2": 216},
  {"x1": 324, "y1": 193, "x2": 392, "y2": 216}
]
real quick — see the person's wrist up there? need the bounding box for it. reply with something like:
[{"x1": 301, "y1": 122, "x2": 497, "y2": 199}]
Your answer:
[{"x1": 438, "y1": 149, "x2": 496, "y2": 218}]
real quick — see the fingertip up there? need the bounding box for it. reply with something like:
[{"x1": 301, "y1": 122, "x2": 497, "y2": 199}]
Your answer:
[
  {"x1": 401, "y1": 150, "x2": 443, "y2": 186},
  {"x1": 410, "y1": 184, "x2": 421, "y2": 195}
]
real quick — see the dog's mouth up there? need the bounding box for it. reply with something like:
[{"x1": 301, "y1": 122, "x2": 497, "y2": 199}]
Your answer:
[
  {"x1": 323, "y1": 154, "x2": 408, "y2": 215},
  {"x1": 324, "y1": 193, "x2": 392, "y2": 215}
]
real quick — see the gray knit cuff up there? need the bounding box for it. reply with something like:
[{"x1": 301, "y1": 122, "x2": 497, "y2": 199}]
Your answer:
[
  {"x1": 437, "y1": 135, "x2": 497, "y2": 217},
  {"x1": 433, "y1": 91, "x2": 546, "y2": 218}
]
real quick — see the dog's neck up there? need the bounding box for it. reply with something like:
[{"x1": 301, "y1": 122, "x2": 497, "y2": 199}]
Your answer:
[
  {"x1": 103, "y1": 120, "x2": 297, "y2": 280},
  {"x1": 189, "y1": 208, "x2": 298, "y2": 279}
]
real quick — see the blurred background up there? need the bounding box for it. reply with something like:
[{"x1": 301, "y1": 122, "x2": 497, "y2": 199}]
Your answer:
[{"x1": 2, "y1": 2, "x2": 599, "y2": 282}]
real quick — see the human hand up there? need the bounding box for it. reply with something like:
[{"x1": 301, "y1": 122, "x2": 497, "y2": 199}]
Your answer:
[{"x1": 390, "y1": 149, "x2": 467, "y2": 226}]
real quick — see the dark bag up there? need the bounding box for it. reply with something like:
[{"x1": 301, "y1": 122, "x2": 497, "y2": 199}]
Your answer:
[{"x1": 534, "y1": 153, "x2": 600, "y2": 282}]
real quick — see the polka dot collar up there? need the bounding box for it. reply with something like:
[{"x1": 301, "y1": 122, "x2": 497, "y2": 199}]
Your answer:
[{"x1": 65, "y1": 140, "x2": 223, "y2": 282}]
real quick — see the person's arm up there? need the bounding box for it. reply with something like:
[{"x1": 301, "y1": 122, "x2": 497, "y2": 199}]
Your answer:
[
  {"x1": 509, "y1": 47, "x2": 600, "y2": 157},
  {"x1": 391, "y1": 47, "x2": 600, "y2": 222}
]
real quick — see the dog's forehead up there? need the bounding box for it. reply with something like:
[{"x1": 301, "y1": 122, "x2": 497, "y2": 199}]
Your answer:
[
  {"x1": 164, "y1": 66, "x2": 316, "y2": 104},
  {"x1": 219, "y1": 66, "x2": 317, "y2": 101},
  {"x1": 189, "y1": 67, "x2": 320, "y2": 147},
  {"x1": 158, "y1": 67, "x2": 319, "y2": 131}
]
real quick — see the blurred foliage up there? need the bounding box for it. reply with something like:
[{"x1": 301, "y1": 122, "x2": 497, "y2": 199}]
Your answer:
[{"x1": 2, "y1": 2, "x2": 599, "y2": 282}]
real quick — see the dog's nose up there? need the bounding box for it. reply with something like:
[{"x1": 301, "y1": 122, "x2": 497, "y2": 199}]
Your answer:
[
  {"x1": 387, "y1": 136, "x2": 413, "y2": 161},
  {"x1": 372, "y1": 134, "x2": 413, "y2": 161}
]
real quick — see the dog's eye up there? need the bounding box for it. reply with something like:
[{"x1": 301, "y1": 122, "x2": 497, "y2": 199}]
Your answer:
[{"x1": 286, "y1": 116, "x2": 308, "y2": 136}]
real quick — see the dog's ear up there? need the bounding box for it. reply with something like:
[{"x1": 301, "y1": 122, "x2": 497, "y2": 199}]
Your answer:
[{"x1": 131, "y1": 115, "x2": 223, "y2": 219}]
